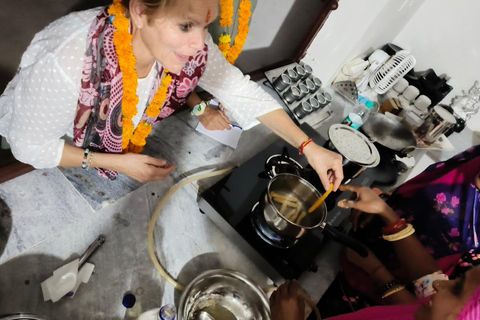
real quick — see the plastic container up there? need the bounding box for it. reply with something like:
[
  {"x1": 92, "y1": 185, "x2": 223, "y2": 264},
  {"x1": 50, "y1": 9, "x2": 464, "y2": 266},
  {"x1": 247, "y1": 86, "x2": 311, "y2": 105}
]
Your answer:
[
  {"x1": 137, "y1": 304, "x2": 176, "y2": 320},
  {"x1": 158, "y1": 304, "x2": 176, "y2": 320},
  {"x1": 341, "y1": 100, "x2": 375, "y2": 130}
]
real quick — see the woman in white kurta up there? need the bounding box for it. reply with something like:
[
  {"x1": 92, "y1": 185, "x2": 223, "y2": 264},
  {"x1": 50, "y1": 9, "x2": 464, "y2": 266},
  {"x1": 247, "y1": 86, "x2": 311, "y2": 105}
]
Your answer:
[{"x1": 0, "y1": 0, "x2": 343, "y2": 190}]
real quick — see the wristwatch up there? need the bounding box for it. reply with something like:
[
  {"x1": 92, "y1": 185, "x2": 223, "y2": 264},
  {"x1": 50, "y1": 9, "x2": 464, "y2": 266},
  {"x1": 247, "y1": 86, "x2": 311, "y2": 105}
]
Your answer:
[{"x1": 191, "y1": 100, "x2": 208, "y2": 116}]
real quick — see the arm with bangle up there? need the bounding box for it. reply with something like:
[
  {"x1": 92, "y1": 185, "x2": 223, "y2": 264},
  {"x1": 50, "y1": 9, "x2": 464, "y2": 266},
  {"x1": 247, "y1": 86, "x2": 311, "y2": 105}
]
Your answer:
[
  {"x1": 377, "y1": 205, "x2": 440, "y2": 281},
  {"x1": 59, "y1": 143, "x2": 175, "y2": 182},
  {"x1": 257, "y1": 109, "x2": 344, "y2": 191},
  {"x1": 339, "y1": 185, "x2": 441, "y2": 302}
]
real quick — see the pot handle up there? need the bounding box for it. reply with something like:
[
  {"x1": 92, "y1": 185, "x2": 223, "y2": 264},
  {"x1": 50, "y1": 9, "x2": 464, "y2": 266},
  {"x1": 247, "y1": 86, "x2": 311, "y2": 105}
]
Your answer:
[{"x1": 322, "y1": 223, "x2": 368, "y2": 257}]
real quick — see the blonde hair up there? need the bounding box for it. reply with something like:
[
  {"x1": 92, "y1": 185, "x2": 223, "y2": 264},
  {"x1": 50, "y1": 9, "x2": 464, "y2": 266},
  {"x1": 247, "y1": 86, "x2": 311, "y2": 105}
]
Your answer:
[{"x1": 121, "y1": 0, "x2": 190, "y2": 17}]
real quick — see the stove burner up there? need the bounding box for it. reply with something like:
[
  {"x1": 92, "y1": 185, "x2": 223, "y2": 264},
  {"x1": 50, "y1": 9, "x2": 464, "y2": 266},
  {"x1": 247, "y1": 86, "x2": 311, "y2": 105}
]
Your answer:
[
  {"x1": 250, "y1": 202, "x2": 297, "y2": 249},
  {"x1": 259, "y1": 147, "x2": 304, "y2": 179}
]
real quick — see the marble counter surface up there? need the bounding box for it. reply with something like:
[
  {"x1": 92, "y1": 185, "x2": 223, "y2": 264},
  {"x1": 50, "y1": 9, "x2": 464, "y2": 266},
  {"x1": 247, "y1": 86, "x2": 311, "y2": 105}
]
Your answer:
[{"x1": 0, "y1": 84, "x2": 349, "y2": 319}]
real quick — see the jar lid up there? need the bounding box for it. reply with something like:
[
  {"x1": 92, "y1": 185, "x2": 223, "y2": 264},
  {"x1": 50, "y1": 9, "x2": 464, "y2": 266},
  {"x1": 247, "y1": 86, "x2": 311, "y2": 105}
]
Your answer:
[
  {"x1": 433, "y1": 106, "x2": 456, "y2": 124},
  {"x1": 414, "y1": 95, "x2": 431, "y2": 111},
  {"x1": 328, "y1": 124, "x2": 380, "y2": 167},
  {"x1": 401, "y1": 85, "x2": 420, "y2": 102},
  {"x1": 393, "y1": 78, "x2": 409, "y2": 93}
]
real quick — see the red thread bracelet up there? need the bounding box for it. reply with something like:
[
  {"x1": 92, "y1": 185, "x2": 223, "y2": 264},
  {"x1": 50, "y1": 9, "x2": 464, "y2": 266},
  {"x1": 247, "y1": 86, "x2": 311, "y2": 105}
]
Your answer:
[
  {"x1": 299, "y1": 138, "x2": 314, "y2": 155},
  {"x1": 382, "y1": 218, "x2": 407, "y2": 235}
]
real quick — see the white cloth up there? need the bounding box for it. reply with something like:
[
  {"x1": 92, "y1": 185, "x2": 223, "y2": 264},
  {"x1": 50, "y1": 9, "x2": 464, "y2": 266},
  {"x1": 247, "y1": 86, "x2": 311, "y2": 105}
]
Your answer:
[{"x1": 0, "y1": 8, "x2": 281, "y2": 169}]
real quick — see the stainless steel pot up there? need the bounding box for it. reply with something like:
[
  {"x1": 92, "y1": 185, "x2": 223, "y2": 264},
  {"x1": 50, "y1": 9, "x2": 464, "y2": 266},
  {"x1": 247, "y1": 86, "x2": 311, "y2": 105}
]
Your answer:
[
  {"x1": 361, "y1": 113, "x2": 417, "y2": 154},
  {"x1": 178, "y1": 269, "x2": 271, "y2": 320},
  {"x1": 261, "y1": 174, "x2": 368, "y2": 257}
]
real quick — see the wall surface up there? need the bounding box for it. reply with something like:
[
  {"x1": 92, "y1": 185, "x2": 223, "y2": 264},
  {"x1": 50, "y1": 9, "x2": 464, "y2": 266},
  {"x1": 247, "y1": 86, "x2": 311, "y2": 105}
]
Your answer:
[
  {"x1": 393, "y1": 0, "x2": 480, "y2": 132},
  {"x1": 235, "y1": 0, "x2": 326, "y2": 73},
  {"x1": 303, "y1": 0, "x2": 425, "y2": 85}
]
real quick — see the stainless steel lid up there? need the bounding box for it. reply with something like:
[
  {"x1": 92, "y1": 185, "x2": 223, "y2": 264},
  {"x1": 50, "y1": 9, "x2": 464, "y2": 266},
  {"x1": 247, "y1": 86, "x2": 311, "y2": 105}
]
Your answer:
[{"x1": 328, "y1": 124, "x2": 380, "y2": 167}]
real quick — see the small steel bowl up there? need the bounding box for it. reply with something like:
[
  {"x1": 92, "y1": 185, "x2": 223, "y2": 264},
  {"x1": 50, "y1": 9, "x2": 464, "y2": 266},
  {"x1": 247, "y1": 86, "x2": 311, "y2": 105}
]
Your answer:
[{"x1": 178, "y1": 269, "x2": 271, "y2": 320}]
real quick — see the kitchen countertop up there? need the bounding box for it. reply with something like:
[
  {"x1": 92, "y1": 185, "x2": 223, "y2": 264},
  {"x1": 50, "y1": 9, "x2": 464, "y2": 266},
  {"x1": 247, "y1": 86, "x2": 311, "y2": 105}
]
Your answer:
[
  {"x1": 2, "y1": 76, "x2": 475, "y2": 319},
  {"x1": 0, "y1": 83, "x2": 355, "y2": 319}
]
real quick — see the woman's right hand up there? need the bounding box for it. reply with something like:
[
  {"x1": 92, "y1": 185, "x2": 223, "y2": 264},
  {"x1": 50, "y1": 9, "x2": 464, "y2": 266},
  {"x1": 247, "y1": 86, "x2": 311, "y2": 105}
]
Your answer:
[
  {"x1": 118, "y1": 153, "x2": 175, "y2": 182},
  {"x1": 338, "y1": 184, "x2": 399, "y2": 229}
]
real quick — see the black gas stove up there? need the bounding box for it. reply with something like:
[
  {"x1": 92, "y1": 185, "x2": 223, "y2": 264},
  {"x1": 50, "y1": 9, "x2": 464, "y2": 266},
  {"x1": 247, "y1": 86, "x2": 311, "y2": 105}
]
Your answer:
[{"x1": 198, "y1": 124, "x2": 399, "y2": 283}]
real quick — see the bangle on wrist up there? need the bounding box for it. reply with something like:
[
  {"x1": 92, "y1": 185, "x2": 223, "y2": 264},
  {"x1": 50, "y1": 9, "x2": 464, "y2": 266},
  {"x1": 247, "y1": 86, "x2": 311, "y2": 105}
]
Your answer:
[
  {"x1": 380, "y1": 278, "x2": 402, "y2": 292},
  {"x1": 299, "y1": 138, "x2": 314, "y2": 155},
  {"x1": 382, "y1": 224, "x2": 415, "y2": 242},
  {"x1": 86, "y1": 151, "x2": 94, "y2": 170},
  {"x1": 81, "y1": 148, "x2": 89, "y2": 169},
  {"x1": 382, "y1": 284, "x2": 406, "y2": 299},
  {"x1": 382, "y1": 218, "x2": 407, "y2": 235}
]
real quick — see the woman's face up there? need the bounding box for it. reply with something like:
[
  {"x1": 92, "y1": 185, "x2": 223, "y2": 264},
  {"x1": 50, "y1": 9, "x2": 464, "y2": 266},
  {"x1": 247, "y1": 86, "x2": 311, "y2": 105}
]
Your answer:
[
  {"x1": 133, "y1": 0, "x2": 219, "y2": 74},
  {"x1": 415, "y1": 265, "x2": 480, "y2": 320}
]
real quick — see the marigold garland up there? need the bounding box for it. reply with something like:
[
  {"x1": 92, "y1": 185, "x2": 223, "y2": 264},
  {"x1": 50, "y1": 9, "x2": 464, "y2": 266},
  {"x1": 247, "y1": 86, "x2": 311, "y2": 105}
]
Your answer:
[
  {"x1": 108, "y1": 0, "x2": 172, "y2": 153},
  {"x1": 219, "y1": 0, "x2": 234, "y2": 27},
  {"x1": 218, "y1": 0, "x2": 252, "y2": 64}
]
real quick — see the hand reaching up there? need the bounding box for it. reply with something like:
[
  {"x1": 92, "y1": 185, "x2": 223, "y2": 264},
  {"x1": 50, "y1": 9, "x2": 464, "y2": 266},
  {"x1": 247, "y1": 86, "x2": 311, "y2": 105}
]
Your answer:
[
  {"x1": 303, "y1": 143, "x2": 344, "y2": 191},
  {"x1": 337, "y1": 184, "x2": 399, "y2": 229},
  {"x1": 118, "y1": 153, "x2": 175, "y2": 183},
  {"x1": 198, "y1": 104, "x2": 231, "y2": 131},
  {"x1": 270, "y1": 280, "x2": 305, "y2": 320}
]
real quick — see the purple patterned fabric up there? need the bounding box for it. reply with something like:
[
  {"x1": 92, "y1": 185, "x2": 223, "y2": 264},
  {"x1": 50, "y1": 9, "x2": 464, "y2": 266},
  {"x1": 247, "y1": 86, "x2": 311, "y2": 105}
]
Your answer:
[
  {"x1": 387, "y1": 144, "x2": 480, "y2": 259},
  {"x1": 73, "y1": 7, "x2": 208, "y2": 179}
]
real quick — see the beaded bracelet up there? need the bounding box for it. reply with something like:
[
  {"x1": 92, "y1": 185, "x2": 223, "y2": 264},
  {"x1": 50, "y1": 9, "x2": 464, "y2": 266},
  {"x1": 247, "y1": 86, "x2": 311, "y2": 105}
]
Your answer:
[
  {"x1": 382, "y1": 218, "x2": 407, "y2": 235},
  {"x1": 81, "y1": 148, "x2": 89, "y2": 169},
  {"x1": 381, "y1": 278, "x2": 402, "y2": 292},
  {"x1": 382, "y1": 224, "x2": 415, "y2": 242},
  {"x1": 86, "y1": 151, "x2": 94, "y2": 170},
  {"x1": 299, "y1": 138, "x2": 314, "y2": 155}
]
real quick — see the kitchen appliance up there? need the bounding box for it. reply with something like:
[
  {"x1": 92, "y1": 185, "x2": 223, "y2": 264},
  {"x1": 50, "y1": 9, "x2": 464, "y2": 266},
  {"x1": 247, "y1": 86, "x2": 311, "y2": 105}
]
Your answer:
[
  {"x1": 415, "y1": 105, "x2": 456, "y2": 144},
  {"x1": 369, "y1": 50, "x2": 416, "y2": 94},
  {"x1": 198, "y1": 124, "x2": 387, "y2": 283}
]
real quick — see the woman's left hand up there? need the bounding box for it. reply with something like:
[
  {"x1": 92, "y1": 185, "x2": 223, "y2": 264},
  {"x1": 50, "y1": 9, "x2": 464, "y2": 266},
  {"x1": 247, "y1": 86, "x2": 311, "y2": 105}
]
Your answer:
[
  {"x1": 303, "y1": 143, "x2": 344, "y2": 191},
  {"x1": 198, "y1": 104, "x2": 231, "y2": 130}
]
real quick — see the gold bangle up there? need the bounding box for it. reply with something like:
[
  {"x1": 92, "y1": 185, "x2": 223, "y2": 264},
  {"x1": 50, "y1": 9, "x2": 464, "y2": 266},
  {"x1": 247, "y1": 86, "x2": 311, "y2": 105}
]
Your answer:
[
  {"x1": 382, "y1": 224, "x2": 415, "y2": 242},
  {"x1": 382, "y1": 285, "x2": 406, "y2": 299}
]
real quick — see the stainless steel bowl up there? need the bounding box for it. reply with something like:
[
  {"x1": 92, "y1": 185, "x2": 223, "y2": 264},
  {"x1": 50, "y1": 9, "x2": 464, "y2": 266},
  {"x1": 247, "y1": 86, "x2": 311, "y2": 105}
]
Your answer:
[
  {"x1": 0, "y1": 314, "x2": 48, "y2": 320},
  {"x1": 178, "y1": 270, "x2": 271, "y2": 320}
]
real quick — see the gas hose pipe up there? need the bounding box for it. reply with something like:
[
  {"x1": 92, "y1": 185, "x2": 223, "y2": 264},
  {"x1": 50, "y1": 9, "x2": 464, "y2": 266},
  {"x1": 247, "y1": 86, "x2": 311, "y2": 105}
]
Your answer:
[{"x1": 147, "y1": 167, "x2": 322, "y2": 319}]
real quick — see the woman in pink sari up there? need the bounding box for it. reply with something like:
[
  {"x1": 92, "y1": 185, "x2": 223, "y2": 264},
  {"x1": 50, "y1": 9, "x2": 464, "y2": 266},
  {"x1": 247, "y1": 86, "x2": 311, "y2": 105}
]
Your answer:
[{"x1": 270, "y1": 170, "x2": 480, "y2": 319}]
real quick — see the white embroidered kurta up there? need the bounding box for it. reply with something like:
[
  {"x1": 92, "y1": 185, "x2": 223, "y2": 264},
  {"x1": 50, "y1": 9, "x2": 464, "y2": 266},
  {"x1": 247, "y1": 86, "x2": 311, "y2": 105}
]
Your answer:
[{"x1": 0, "y1": 8, "x2": 281, "y2": 169}]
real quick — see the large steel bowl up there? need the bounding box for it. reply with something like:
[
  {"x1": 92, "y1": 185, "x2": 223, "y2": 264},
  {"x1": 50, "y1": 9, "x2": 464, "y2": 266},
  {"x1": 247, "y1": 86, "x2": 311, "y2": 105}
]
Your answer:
[
  {"x1": 361, "y1": 112, "x2": 417, "y2": 153},
  {"x1": 178, "y1": 269, "x2": 271, "y2": 320}
]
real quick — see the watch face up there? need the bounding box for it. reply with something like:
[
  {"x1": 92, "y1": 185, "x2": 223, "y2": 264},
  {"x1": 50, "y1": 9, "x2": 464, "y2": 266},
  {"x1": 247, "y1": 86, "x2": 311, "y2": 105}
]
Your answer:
[{"x1": 192, "y1": 101, "x2": 207, "y2": 116}]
